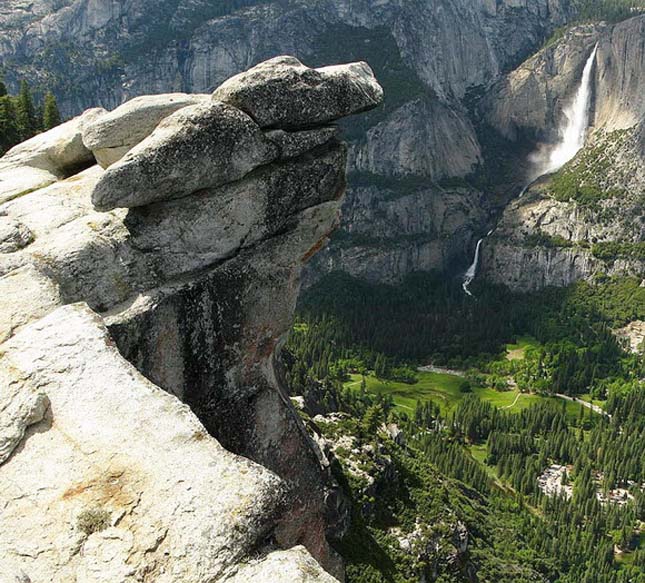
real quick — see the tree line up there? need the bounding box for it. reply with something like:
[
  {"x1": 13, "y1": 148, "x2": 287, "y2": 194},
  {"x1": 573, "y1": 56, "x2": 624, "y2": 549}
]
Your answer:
[
  {"x1": 574, "y1": 0, "x2": 645, "y2": 22},
  {"x1": 0, "y1": 79, "x2": 61, "y2": 155},
  {"x1": 291, "y1": 272, "x2": 643, "y2": 399}
]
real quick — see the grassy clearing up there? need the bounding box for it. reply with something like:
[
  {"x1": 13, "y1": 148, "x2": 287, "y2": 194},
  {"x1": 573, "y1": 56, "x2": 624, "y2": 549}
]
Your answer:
[
  {"x1": 505, "y1": 335, "x2": 540, "y2": 360},
  {"x1": 346, "y1": 371, "x2": 465, "y2": 414},
  {"x1": 346, "y1": 371, "x2": 562, "y2": 416},
  {"x1": 345, "y1": 370, "x2": 599, "y2": 424}
]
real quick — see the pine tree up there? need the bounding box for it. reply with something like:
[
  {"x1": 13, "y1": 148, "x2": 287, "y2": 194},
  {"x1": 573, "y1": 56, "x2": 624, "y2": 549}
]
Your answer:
[
  {"x1": 361, "y1": 404, "x2": 383, "y2": 436},
  {"x1": 16, "y1": 80, "x2": 37, "y2": 140},
  {"x1": 0, "y1": 96, "x2": 20, "y2": 154}
]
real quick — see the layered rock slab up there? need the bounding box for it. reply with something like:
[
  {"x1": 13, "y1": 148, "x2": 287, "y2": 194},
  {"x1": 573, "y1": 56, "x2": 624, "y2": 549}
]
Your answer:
[
  {"x1": 91, "y1": 101, "x2": 279, "y2": 210},
  {"x1": 213, "y1": 56, "x2": 383, "y2": 130},
  {"x1": 0, "y1": 303, "x2": 287, "y2": 583},
  {"x1": 106, "y1": 194, "x2": 347, "y2": 575},
  {"x1": 0, "y1": 107, "x2": 103, "y2": 204},
  {"x1": 81, "y1": 93, "x2": 209, "y2": 168}
]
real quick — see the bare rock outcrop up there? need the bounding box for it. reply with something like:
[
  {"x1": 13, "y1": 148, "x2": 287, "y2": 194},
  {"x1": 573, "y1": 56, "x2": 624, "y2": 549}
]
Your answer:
[
  {"x1": 223, "y1": 546, "x2": 340, "y2": 582},
  {"x1": 213, "y1": 56, "x2": 383, "y2": 129},
  {"x1": 1, "y1": 304, "x2": 285, "y2": 582},
  {"x1": 0, "y1": 56, "x2": 383, "y2": 581},
  {"x1": 81, "y1": 93, "x2": 210, "y2": 167},
  {"x1": 0, "y1": 107, "x2": 103, "y2": 204},
  {"x1": 91, "y1": 101, "x2": 280, "y2": 210},
  {"x1": 0, "y1": 0, "x2": 574, "y2": 284}
]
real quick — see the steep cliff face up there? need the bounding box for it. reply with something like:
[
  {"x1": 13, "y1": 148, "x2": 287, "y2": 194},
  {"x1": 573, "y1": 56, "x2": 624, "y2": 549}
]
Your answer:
[
  {"x1": 483, "y1": 16, "x2": 645, "y2": 142},
  {"x1": 480, "y1": 15, "x2": 645, "y2": 291},
  {"x1": 0, "y1": 57, "x2": 382, "y2": 581},
  {"x1": 482, "y1": 24, "x2": 605, "y2": 143},
  {"x1": 0, "y1": 0, "x2": 572, "y2": 112},
  {"x1": 0, "y1": 0, "x2": 573, "y2": 282},
  {"x1": 307, "y1": 182, "x2": 488, "y2": 284}
]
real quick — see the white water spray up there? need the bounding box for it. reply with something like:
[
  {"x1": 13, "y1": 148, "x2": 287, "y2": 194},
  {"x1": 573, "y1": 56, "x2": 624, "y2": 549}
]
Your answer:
[
  {"x1": 532, "y1": 43, "x2": 598, "y2": 177},
  {"x1": 462, "y1": 230, "x2": 493, "y2": 296},
  {"x1": 462, "y1": 44, "x2": 598, "y2": 296}
]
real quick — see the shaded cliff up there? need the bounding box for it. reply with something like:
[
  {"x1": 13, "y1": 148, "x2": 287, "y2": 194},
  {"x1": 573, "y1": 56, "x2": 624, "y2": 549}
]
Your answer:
[{"x1": 0, "y1": 57, "x2": 382, "y2": 581}]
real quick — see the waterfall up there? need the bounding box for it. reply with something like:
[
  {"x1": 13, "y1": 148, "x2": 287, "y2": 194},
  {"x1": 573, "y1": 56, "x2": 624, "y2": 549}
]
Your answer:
[
  {"x1": 462, "y1": 230, "x2": 493, "y2": 296},
  {"x1": 534, "y1": 43, "x2": 599, "y2": 176},
  {"x1": 462, "y1": 239, "x2": 483, "y2": 296},
  {"x1": 462, "y1": 44, "x2": 598, "y2": 297}
]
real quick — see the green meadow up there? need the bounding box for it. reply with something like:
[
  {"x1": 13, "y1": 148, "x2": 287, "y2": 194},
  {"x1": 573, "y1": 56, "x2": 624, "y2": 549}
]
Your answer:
[
  {"x1": 344, "y1": 369, "x2": 599, "y2": 421},
  {"x1": 504, "y1": 335, "x2": 540, "y2": 360},
  {"x1": 344, "y1": 371, "x2": 547, "y2": 416}
]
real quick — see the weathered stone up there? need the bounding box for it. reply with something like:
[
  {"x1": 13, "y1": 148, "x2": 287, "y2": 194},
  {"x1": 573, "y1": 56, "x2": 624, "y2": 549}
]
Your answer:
[
  {"x1": 81, "y1": 93, "x2": 210, "y2": 168},
  {"x1": 122, "y1": 143, "x2": 346, "y2": 281},
  {"x1": 0, "y1": 303, "x2": 286, "y2": 583},
  {"x1": 0, "y1": 217, "x2": 33, "y2": 253},
  {"x1": 0, "y1": 141, "x2": 346, "y2": 333},
  {"x1": 223, "y1": 546, "x2": 339, "y2": 582},
  {"x1": 0, "y1": 57, "x2": 372, "y2": 578},
  {"x1": 0, "y1": 264, "x2": 62, "y2": 343},
  {"x1": 0, "y1": 165, "x2": 59, "y2": 205},
  {"x1": 0, "y1": 108, "x2": 103, "y2": 204},
  {"x1": 91, "y1": 101, "x2": 279, "y2": 210},
  {"x1": 0, "y1": 374, "x2": 48, "y2": 465},
  {"x1": 106, "y1": 197, "x2": 347, "y2": 575},
  {"x1": 266, "y1": 127, "x2": 339, "y2": 159},
  {"x1": 1, "y1": 108, "x2": 102, "y2": 172},
  {"x1": 213, "y1": 56, "x2": 383, "y2": 129}
]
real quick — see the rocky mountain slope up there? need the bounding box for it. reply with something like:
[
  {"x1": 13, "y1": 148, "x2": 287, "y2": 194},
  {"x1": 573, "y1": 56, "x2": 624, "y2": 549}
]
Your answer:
[
  {"x1": 0, "y1": 56, "x2": 382, "y2": 582},
  {"x1": 480, "y1": 15, "x2": 645, "y2": 290},
  {"x1": 0, "y1": 0, "x2": 575, "y2": 283}
]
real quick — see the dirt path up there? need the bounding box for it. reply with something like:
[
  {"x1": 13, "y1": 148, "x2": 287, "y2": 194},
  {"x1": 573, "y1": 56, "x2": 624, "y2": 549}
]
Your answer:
[
  {"x1": 418, "y1": 365, "x2": 465, "y2": 377},
  {"x1": 501, "y1": 392, "x2": 522, "y2": 410}
]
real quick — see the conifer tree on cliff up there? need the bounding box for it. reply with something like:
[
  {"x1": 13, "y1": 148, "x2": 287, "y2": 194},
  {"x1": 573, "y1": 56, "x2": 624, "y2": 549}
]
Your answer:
[
  {"x1": 0, "y1": 96, "x2": 20, "y2": 154},
  {"x1": 16, "y1": 80, "x2": 38, "y2": 140},
  {"x1": 42, "y1": 91, "x2": 61, "y2": 130}
]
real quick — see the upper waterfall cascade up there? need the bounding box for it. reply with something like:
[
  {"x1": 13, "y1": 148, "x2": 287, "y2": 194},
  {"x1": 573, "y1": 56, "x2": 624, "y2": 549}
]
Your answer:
[
  {"x1": 461, "y1": 44, "x2": 599, "y2": 297},
  {"x1": 540, "y1": 43, "x2": 599, "y2": 175}
]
